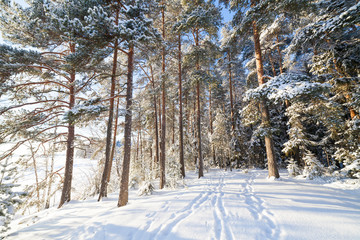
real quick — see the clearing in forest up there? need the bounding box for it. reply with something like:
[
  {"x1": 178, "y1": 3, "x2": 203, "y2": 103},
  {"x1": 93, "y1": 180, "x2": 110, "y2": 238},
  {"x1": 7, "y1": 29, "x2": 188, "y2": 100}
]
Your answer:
[{"x1": 8, "y1": 169, "x2": 360, "y2": 240}]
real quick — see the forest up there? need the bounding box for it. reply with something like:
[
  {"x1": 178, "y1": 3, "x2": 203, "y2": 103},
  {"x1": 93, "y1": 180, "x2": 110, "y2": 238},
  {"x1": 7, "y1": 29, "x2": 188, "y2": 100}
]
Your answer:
[{"x1": 0, "y1": 0, "x2": 359, "y2": 237}]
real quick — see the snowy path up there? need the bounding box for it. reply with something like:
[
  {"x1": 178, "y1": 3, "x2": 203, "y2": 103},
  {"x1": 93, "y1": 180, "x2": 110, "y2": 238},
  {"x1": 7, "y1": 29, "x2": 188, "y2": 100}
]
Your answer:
[{"x1": 8, "y1": 169, "x2": 360, "y2": 240}]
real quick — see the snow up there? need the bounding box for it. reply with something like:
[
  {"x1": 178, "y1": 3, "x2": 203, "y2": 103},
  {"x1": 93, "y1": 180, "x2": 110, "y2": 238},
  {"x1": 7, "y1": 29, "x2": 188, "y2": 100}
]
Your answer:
[{"x1": 6, "y1": 169, "x2": 360, "y2": 240}]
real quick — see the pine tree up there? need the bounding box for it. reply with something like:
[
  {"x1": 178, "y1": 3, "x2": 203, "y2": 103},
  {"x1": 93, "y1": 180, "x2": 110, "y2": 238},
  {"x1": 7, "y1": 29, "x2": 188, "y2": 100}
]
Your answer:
[
  {"x1": 284, "y1": 0, "x2": 360, "y2": 175},
  {"x1": 211, "y1": 109, "x2": 231, "y2": 168},
  {"x1": 0, "y1": 0, "x2": 110, "y2": 208},
  {"x1": 303, "y1": 150, "x2": 324, "y2": 179},
  {"x1": 98, "y1": 0, "x2": 124, "y2": 202},
  {"x1": 173, "y1": 0, "x2": 221, "y2": 178},
  {"x1": 159, "y1": 0, "x2": 167, "y2": 190},
  {"x1": 117, "y1": 0, "x2": 160, "y2": 207},
  {"x1": 0, "y1": 159, "x2": 25, "y2": 237}
]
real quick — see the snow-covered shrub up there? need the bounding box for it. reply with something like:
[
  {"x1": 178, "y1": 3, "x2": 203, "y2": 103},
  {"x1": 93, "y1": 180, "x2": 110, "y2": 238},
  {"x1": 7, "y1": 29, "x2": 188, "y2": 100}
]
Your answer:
[
  {"x1": 287, "y1": 158, "x2": 301, "y2": 177},
  {"x1": 137, "y1": 181, "x2": 155, "y2": 196},
  {"x1": 78, "y1": 159, "x2": 120, "y2": 200},
  {"x1": 334, "y1": 119, "x2": 360, "y2": 179},
  {"x1": 303, "y1": 151, "x2": 324, "y2": 179},
  {"x1": 0, "y1": 160, "x2": 25, "y2": 237},
  {"x1": 129, "y1": 155, "x2": 144, "y2": 190},
  {"x1": 166, "y1": 145, "x2": 183, "y2": 189},
  {"x1": 129, "y1": 178, "x2": 139, "y2": 190},
  {"x1": 341, "y1": 157, "x2": 360, "y2": 179}
]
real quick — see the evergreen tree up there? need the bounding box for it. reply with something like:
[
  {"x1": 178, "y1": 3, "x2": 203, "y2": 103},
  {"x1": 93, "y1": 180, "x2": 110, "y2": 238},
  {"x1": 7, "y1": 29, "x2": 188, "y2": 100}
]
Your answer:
[
  {"x1": 211, "y1": 109, "x2": 231, "y2": 168},
  {"x1": 173, "y1": 0, "x2": 221, "y2": 178},
  {"x1": 117, "y1": 0, "x2": 160, "y2": 207},
  {"x1": 0, "y1": 160, "x2": 25, "y2": 237},
  {"x1": 0, "y1": 0, "x2": 110, "y2": 208}
]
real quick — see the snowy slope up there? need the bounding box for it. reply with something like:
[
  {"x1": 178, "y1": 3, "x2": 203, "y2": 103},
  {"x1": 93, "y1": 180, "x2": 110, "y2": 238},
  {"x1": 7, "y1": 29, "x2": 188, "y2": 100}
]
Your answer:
[{"x1": 7, "y1": 169, "x2": 360, "y2": 240}]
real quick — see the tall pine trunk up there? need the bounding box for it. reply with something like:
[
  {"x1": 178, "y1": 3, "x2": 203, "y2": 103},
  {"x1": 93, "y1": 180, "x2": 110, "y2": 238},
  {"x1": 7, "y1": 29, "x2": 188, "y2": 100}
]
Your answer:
[
  {"x1": 58, "y1": 58, "x2": 76, "y2": 208},
  {"x1": 266, "y1": 50, "x2": 277, "y2": 77},
  {"x1": 251, "y1": 5, "x2": 279, "y2": 178},
  {"x1": 195, "y1": 30, "x2": 204, "y2": 178},
  {"x1": 158, "y1": 98, "x2": 162, "y2": 164},
  {"x1": 172, "y1": 102, "x2": 175, "y2": 145},
  {"x1": 150, "y1": 66, "x2": 159, "y2": 164},
  {"x1": 107, "y1": 96, "x2": 120, "y2": 185},
  {"x1": 160, "y1": 6, "x2": 166, "y2": 189},
  {"x1": 178, "y1": 34, "x2": 185, "y2": 178},
  {"x1": 118, "y1": 45, "x2": 134, "y2": 207},
  {"x1": 98, "y1": 24, "x2": 119, "y2": 200},
  {"x1": 209, "y1": 85, "x2": 216, "y2": 166},
  {"x1": 228, "y1": 52, "x2": 235, "y2": 131}
]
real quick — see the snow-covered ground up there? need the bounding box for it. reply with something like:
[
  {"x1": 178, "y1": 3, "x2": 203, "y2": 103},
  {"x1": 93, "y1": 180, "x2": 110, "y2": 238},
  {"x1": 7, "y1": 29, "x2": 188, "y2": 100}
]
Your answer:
[{"x1": 7, "y1": 169, "x2": 360, "y2": 240}]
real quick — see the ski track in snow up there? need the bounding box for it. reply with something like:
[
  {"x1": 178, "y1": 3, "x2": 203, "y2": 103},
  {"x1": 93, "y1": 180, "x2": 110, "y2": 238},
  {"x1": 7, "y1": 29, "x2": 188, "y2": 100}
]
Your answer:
[
  {"x1": 26, "y1": 170, "x2": 280, "y2": 240},
  {"x1": 65, "y1": 202, "x2": 119, "y2": 239},
  {"x1": 149, "y1": 171, "x2": 239, "y2": 240},
  {"x1": 152, "y1": 190, "x2": 211, "y2": 240},
  {"x1": 9, "y1": 169, "x2": 360, "y2": 240},
  {"x1": 210, "y1": 172, "x2": 235, "y2": 240},
  {"x1": 131, "y1": 199, "x2": 171, "y2": 240},
  {"x1": 243, "y1": 172, "x2": 282, "y2": 240}
]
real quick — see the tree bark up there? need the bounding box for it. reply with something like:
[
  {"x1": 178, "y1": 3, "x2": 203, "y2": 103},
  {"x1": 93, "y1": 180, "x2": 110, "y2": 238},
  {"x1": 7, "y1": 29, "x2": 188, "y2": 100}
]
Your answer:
[
  {"x1": 29, "y1": 143, "x2": 41, "y2": 211},
  {"x1": 266, "y1": 50, "x2": 277, "y2": 77},
  {"x1": 178, "y1": 34, "x2": 185, "y2": 178},
  {"x1": 195, "y1": 30, "x2": 204, "y2": 178},
  {"x1": 193, "y1": 99, "x2": 197, "y2": 166},
  {"x1": 158, "y1": 97, "x2": 162, "y2": 164},
  {"x1": 209, "y1": 85, "x2": 216, "y2": 166},
  {"x1": 171, "y1": 100, "x2": 175, "y2": 145},
  {"x1": 58, "y1": 64, "x2": 76, "y2": 208},
  {"x1": 228, "y1": 52, "x2": 235, "y2": 131},
  {"x1": 118, "y1": 45, "x2": 134, "y2": 207},
  {"x1": 106, "y1": 96, "x2": 120, "y2": 186},
  {"x1": 98, "y1": 19, "x2": 119, "y2": 200},
  {"x1": 150, "y1": 65, "x2": 160, "y2": 164},
  {"x1": 160, "y1": 5, "x2": 166, "y2": 189},
  {"x1": 251, "y1": 4, "x2": 279, "y2": 178}
]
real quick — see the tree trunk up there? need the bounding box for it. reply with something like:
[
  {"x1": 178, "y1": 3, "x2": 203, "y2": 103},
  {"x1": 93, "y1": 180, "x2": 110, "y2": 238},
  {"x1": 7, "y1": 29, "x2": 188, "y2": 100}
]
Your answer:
[
  {"x1": 118, "y1": 45, "x2": 134, "y2": 207},
  {"x1": 58, "y1": 68, "x2": 76, "y2": 208},
  {"x1": 276, "y1": 35, "x2": 283, "y2": 74},
  {"x1": 193, "y1": 99, "x2": 197, "y2": 166},
  {"x1": 136, "y1": 130, "x2": 140, "y2": 162},
  {"x1": 150, "y1": 66, "x2": 159, "y2": 164},
  {"x1": 267, "y1": 50, "x2": 277, "y2": 77},
  {"x1": 98, "y1": 19, "x2": 119, "y2": 200},
  {"x1": 178, "y1": 34, "x2": 185, "y2": 178},
  {"x1": 209, "y1": 85, "x2": 216, "y2": 166},
  {"x1": 29, "y1": 143, "x2": 40, "y2": 211},
  {"x1": 195, "y1": 30, "x2": 204, "y2": 178},
  {"x1": 106, "y1": 96, "x2": 120, "y2": 186},
  {"x1": 172, "y1": 101, "x2": 175, "y2": 145},
  {"x1": 228, "y1": 52, "x2": 235, "y2": 131},
  {"x1": 160, "y1": 5, "x2": 166, "y2": 189},
  {"x1": 45, "y1": 126, "x2": 56, "y2": 209},
  {"x1": 251, "y1": 6, "x2": 279, "y2": 178},
  {"x1": 158, "y1": 97, "x2": 162, "y2": 165},
  {"x1": 185, "y1": 94, "x2": 190, "y2": 132}
]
